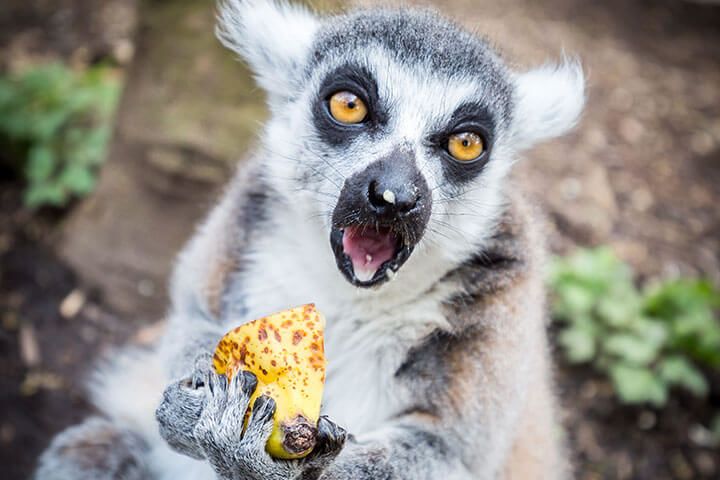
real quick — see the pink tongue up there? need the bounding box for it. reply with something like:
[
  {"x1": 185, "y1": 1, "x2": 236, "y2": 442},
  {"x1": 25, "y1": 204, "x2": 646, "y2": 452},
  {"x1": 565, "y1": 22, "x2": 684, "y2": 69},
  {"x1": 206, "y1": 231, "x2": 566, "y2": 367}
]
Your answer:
[{"x1": 342, "y1": 226, "x2": 398, "y2": 281}]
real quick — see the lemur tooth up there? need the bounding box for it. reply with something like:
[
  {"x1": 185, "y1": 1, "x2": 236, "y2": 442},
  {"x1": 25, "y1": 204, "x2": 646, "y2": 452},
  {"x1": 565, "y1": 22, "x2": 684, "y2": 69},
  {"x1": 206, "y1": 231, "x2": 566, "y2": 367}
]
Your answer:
[{"x1": 382, "y1": 189, "x2": 396, "y2": 204}]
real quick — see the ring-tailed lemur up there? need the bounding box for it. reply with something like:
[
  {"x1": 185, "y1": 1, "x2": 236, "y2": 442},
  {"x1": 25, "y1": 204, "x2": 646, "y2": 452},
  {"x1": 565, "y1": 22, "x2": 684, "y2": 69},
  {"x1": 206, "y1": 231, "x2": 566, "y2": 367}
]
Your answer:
[{"x1": 35, "y1": 1, "x2": 584, "y2": 479}]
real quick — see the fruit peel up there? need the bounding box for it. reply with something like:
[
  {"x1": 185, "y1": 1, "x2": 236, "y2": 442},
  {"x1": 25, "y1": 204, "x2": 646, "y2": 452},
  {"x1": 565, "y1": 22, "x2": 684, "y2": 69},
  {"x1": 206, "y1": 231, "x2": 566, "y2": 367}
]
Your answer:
[{"x1": 213, "y1": 303, "x2": 326, "y2": 459}]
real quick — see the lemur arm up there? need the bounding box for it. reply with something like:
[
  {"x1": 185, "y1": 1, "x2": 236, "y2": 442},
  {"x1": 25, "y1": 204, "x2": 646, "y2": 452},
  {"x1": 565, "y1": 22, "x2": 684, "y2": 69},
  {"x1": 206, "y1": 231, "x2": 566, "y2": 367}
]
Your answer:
[
  {"x1": 159, "y1": 167, "x2": 257, "y2": 381},
  {"x1": 319, "y1": 418, "x2": 473, "y2": 480},
  {"x1": 159, "y1": 314, "x2": 225, "y2": 379}
]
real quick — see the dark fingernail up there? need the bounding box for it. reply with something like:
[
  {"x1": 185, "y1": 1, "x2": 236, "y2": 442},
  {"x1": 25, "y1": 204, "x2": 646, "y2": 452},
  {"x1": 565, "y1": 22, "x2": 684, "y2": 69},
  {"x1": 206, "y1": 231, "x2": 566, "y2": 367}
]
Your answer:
[
  {"x1": 252, "y1": 395, "x2": 276, "y2": 419},
  {"x1": 203, "y1": 371, "x2": 212, "y2": 392},
  {"x1": 209, "y1": 372, "x2": 227, "y2": 393},
  {"x1": 190, "y1": 375, "x2": 205, "y2": 389},
  {"x1": 238, "y1": 370, "x2": 258, "y2": 394}
]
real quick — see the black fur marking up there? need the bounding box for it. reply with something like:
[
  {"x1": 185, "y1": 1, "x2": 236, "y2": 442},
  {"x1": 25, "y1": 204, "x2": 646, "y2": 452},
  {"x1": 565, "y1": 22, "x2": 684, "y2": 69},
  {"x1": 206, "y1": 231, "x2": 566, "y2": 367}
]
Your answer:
[
  {"x1": 220, "y1": 168, "x2": 273, "y2": 319},
  {"x1": 428, "y1": 102, "x2": 497, "y2": 186},
  {"x1": 240, "y1": 174, "x2": 270, "y2": 244},
  {"x1": 309, "y1": 9, "x2": 514, "y2": 127},
  {"x1": 439, "y1": 205, "x2": 529, "y2": 322},
  {"x1": 312, "y1": 64, "x2": 388, "y2": 147},
  {"x1": 395, "y1": 426, "x2": 450, "y2": 458},
  {"x1": 448, "y1": 233, "x2": 526, "y2": 303},
  {"x1": 394, "y1": 328, "x2": 457, "y2": 412}
]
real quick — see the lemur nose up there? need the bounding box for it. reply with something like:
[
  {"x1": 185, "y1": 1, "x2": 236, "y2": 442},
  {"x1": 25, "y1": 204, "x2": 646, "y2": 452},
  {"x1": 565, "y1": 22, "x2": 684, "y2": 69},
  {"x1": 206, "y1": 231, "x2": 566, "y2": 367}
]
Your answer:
[{"x1": 368, "y1": 179, "x2": 419, "y2": 215}]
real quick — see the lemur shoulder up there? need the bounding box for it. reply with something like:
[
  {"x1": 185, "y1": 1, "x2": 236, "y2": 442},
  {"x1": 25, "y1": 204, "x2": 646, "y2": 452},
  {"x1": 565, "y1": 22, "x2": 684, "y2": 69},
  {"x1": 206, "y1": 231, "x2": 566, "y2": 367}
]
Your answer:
[{"x1": 35, "y1": 1, "x2": 585, "y2": 479}]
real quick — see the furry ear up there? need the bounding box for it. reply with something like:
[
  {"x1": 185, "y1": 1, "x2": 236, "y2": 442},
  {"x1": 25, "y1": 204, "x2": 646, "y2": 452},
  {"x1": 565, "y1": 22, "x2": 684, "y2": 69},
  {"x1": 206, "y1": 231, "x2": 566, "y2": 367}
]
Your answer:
[
  {"x1": 216, "y1": 0, "x2": 320, "y2": 99},
  {"x1": 510, "y1": 59, "x2": 585, "y2": 150}
]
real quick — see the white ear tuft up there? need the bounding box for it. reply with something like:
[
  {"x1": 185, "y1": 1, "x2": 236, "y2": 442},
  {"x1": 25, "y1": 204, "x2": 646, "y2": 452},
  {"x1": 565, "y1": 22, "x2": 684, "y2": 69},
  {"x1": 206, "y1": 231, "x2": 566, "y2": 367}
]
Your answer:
[
  {"x1": 216, "y1": 0, "x2": 320, "y2": 99},
  {"x1": 510, "y1": 58, "x2": 585, "y2": 150}
]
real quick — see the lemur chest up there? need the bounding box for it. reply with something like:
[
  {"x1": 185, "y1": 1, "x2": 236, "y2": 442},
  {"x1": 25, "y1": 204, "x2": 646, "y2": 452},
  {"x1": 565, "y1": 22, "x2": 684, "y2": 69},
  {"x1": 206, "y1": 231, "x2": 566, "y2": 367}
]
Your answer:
[
  {"x1": 234, "y1": 240, "x2": 451, "y2": 434},
  {"x1": 236, "y1": 298, "x2": 445, "y2": 435},
  {"x1": 321, "y1": 319, "x2": 408, "y2": 434}
]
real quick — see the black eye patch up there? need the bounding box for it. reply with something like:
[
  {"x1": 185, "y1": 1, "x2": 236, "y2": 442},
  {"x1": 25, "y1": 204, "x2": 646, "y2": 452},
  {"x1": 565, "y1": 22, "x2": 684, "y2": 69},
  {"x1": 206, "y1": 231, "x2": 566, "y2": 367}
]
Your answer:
[
  {"x1": 428, "y1": 102, "x2": 496, "y2": 186},
  {"x1": 312, "y1": 64, "x2": 387, "y2": 147}
]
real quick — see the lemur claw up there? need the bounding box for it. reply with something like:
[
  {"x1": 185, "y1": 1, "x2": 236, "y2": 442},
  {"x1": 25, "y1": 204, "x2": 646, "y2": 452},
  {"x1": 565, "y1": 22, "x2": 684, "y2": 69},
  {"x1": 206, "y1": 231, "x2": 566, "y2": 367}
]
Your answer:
[{"x1": 313, "y1": 416, "x2": 347, "y2": 458}]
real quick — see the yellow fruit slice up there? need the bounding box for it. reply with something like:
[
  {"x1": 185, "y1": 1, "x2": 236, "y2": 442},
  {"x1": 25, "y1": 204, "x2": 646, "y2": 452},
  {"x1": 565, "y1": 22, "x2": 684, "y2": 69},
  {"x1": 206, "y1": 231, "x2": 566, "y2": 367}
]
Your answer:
[{"x1": 213, "y1": 304, "x2": 326, "y2": 459}]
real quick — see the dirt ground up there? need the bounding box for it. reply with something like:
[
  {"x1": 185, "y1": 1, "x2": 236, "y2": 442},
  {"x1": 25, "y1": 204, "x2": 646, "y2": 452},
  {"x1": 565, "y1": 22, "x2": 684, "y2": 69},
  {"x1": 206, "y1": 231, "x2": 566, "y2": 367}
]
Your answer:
[{"x1": 1, "y1": 0, "x2": 719, "y2": 479}]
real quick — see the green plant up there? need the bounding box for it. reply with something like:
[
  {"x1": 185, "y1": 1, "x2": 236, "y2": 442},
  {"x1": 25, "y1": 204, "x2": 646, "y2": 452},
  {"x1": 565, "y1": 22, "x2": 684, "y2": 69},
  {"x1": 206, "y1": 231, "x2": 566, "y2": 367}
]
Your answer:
[
  {"x1": 549, "y1": 247, "x2": 720, "y2": 407},
  {"x1": 0, "y1": 64, "x2": 121, "y2": 207}
]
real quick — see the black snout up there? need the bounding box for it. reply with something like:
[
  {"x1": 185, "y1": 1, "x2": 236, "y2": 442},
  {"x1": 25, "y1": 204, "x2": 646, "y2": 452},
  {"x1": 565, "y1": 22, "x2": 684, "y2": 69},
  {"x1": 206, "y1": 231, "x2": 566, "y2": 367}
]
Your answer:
[
  {"x1": 330, "y1": 148, "x2": 432, "y2": 287},
  {"x1": 332, "y1": 147, "x2": 431, "y2": 244},
  {"x1": 368, "y1": 178, "x2": 418, "y2": 215}
]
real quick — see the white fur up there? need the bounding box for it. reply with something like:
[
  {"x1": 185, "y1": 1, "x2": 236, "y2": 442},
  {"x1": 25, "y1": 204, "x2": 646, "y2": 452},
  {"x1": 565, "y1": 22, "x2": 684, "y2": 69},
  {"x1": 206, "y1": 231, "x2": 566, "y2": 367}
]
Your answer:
[
  {"x1": 82, "y1": 3, "x2": 582, "y2": 479},
  {"x1": 511, "y1": 58, "x2": 586, "y2": 149},
  {"x1": 216, "y1": 0, "x2": 319, "y2": 106},
  {"x1": 88, "y1": 347, "x2": 165, "y2": 441},
  {"x1": 253, "y1": 47, "x2": 515, "y2": 308}
]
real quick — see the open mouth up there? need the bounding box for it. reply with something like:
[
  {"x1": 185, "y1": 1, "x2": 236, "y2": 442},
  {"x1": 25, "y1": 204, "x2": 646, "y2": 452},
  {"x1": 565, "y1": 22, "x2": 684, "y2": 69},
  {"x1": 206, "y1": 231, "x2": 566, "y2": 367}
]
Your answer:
[{"x1": 330, "y1": 224, "x2": 414, "y2": 287}]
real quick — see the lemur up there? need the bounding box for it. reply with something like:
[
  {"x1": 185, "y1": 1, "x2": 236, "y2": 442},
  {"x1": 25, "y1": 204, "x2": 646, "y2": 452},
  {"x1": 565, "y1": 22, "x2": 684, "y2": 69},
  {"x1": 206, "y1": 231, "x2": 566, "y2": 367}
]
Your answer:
[{"x1": 35, "y1": 1, "x2": 585, "y2": 478}]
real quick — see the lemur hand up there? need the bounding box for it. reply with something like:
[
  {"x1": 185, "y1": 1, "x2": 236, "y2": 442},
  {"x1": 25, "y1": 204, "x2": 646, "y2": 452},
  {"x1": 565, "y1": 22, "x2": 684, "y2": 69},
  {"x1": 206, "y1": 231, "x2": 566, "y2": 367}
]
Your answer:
[
  {"x1": 156, "y1": 353, "x2": 347, "y2": 480},
  {"x1": 156, "y1": 353, "x2": 213, "y2": 459}
]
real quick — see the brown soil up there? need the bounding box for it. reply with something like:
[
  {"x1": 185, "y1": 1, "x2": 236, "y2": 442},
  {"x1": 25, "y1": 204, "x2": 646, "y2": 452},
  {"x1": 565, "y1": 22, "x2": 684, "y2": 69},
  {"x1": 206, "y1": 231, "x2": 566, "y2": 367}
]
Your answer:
[{"x1": 1, "y1": 0, "x2": 719, "y2": 479}]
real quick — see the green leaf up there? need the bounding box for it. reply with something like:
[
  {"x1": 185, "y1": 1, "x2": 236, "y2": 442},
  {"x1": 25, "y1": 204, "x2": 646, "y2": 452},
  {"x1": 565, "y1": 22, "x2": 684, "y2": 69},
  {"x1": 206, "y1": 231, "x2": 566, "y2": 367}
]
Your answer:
[
  {"x1": 630, "y1": 317, "x2": 669, "y2": 349},
  {"x1": 559, "y1": 327, "x2": 596, "y2": 363},
  {"x1": 25, "y1": 146, "x2": 55, "y2": 181},
  {"x1": 603, "y1": 333, "x2": 661, "y2": 366},
  {"x1": 558, "y1": 284, "x2": 597, "y2": 316},
  {"x1": 609, "y1": 364, "x2": 668, "y2": 406},
  {"x1": 657, "y1": 356, "x2": 708, "y2": 397},
  {"x1": 0, "y1": 63, "x2": 121, "y2": 207},
  {"x1": 24, "y1": 183, "x2": 66, "y2": 208},
  {"x1": 644, "y1": 279, "x2": 720, "y2": 318},
  {"x1": 596, "y1": 292, "x2": 641, "y2": 328},
  {"x1": 59, "y1": 165, "x2": 96, "y2": 194},
  {"x1": 550, "y1": 247, "x2": 720, "y2": 408}
]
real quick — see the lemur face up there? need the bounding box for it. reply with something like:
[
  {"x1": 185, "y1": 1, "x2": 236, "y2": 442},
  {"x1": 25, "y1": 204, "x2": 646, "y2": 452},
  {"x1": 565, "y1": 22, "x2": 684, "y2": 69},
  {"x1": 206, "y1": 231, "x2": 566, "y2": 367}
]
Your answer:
[
  {"x1": 298, "y1": 11, "x2": 515, "y2": 287},
  {"x1": 217, "y1": 1, "x2": 584, "y2": 289}
]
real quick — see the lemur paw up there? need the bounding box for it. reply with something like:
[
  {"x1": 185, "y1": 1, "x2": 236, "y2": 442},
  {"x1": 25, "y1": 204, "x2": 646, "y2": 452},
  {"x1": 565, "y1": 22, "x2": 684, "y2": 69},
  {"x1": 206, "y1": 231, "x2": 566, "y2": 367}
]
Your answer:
[
  {"x1": 314, "y1": 416, "x2": 348, "y2": 459},
  {"x1": 158, "y1": 353, "x2": 346, "y2": 480},
  {"x1": 193, "y1": 369, "x2": 347, "y2": 480},
  {"x1": 193, "y1": 367, "x2": 266, "y2": 475},
  {"x1": 156, "y1": 354, "x2": 214, "y2": 459}
]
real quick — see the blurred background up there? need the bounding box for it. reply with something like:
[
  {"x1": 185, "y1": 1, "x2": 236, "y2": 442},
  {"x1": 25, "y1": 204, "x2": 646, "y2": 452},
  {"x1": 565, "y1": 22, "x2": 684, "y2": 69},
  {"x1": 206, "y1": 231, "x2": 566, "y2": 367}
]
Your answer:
[{"x1": 0, "y1": 0, "x2": 718, "y2": 478}]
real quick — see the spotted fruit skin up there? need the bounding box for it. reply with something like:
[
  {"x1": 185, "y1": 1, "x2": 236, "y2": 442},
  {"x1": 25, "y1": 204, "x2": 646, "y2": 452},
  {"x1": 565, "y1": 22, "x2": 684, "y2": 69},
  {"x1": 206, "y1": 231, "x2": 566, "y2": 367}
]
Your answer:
[{"x1": 213, "y1": 304, "x2": 326, "y2": 459}]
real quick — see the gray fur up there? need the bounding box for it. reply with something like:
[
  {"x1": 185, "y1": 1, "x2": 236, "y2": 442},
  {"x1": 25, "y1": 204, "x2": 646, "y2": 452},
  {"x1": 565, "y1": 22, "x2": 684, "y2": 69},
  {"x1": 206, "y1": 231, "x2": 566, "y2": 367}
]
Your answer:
[
  {"x1": 35, "y1": 1, "x2": 583, "y2": 479},
  {"x1": 34, "y1": 417, "x2": 150, "y2": 480},
  {"x1": 157, "y1": 353, "x2": 346, "y2": 479}
]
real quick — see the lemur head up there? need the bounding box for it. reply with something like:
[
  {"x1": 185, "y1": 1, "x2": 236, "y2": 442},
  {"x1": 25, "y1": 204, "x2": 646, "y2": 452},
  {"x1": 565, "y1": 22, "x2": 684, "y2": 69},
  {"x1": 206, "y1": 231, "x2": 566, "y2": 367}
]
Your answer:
[{"x1": 217, "y1": 0, "x2": 584, "y2": 289}]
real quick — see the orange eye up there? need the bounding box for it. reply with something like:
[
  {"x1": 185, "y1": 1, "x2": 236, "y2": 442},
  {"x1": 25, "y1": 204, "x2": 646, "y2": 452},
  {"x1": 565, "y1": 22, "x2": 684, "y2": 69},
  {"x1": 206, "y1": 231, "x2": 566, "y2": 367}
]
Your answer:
[
  {"x1": 447, "y1": 132, "x2": 485, "y2": 162},
  {"x1": 328, "y1": 91, "x2": 367, "y2": 124}
]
